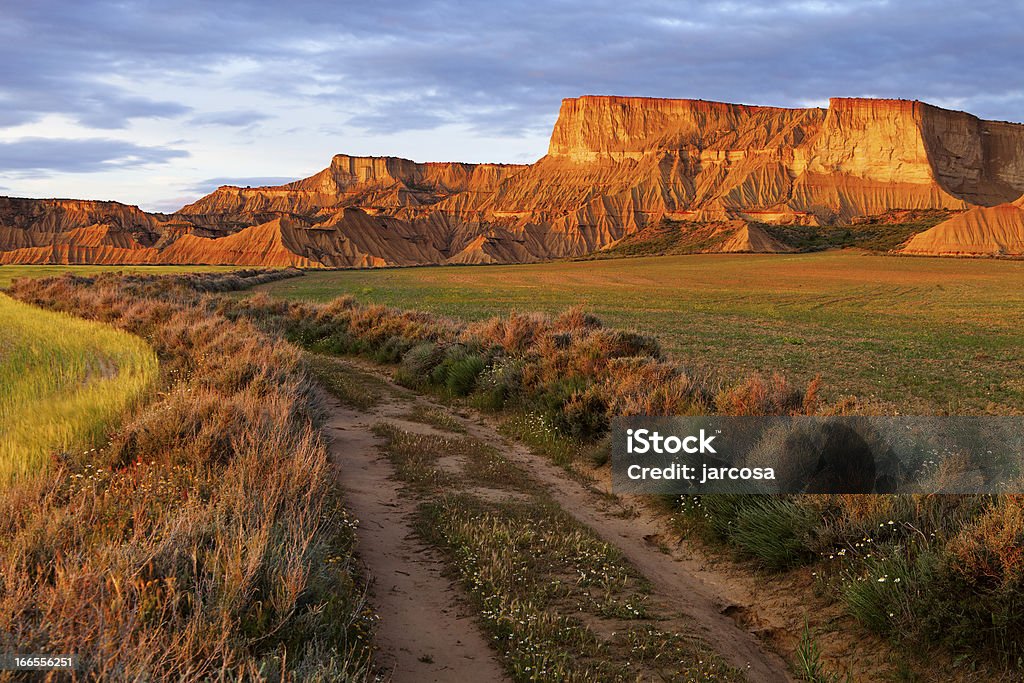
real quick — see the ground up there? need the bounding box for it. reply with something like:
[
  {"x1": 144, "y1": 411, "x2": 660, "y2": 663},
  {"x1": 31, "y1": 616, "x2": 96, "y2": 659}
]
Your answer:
[
  {"x1": 314, "y1": 354, "x2": 927, "y2": 682},
  {"x1": 255, "y1": 252, "x2": 1024, "y2": 413},
  {"x1": 317, "y1": 355, "x2": 796, "y2": 681}
]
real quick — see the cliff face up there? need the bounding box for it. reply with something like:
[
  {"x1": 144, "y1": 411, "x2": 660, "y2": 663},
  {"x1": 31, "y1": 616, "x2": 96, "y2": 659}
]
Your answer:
[
  {"x1": 3, "y1": 95, "x2": 1023, "y2": 267},
  {"x1": 179, "y1": 155, "x2": 525, "y2": 227}
]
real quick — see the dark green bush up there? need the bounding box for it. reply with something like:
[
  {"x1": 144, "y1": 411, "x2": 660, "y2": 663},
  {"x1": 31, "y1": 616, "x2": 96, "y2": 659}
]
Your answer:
[
  {"x1": 730, "y1": 497, "x2": 817, "y2": 569},
  {"x1": 558, "y1": 387, "x2": 609, "y2": 440},
  {"x1": 444, "y1": 354, "x2": 486, "y2": 396},
  {"x1": 372, "y1": 335, "x2": 414, "y2": 364}
]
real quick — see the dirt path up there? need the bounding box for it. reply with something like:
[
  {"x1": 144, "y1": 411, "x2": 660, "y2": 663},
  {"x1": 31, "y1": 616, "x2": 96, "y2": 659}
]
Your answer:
[
  {"x1": 324, "y1": 398, "x2": 509, "y2": 682},
  {"x1": 323, "y1": 356, "x2": 795, "y2": 682},
  {"x1": 450, "y1": 421, "x2": 794, "y2": 682}
]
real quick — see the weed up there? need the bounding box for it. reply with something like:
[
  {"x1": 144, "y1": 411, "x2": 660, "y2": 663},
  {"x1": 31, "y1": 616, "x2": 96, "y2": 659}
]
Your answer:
[
  {"x1": 404, "y1": 404, "x2": 467, "y2": 433},
  {"x1": 305, "y1": 353, "x2": 389, "y2": 410},
  {"x1": 796, "y1": 618, "x2": 848, "y2": 682}
]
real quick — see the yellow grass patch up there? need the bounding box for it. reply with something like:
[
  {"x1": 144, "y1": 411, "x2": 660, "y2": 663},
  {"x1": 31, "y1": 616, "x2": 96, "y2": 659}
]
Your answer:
[{"x1": 0, "y1": 293, "x2": 157, "y2": 481}]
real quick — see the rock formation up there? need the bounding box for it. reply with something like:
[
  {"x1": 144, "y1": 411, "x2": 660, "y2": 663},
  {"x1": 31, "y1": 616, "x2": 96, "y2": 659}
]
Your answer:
[
  {"x1": 715, "y1": 222, "x2": 794, "y2": 253},
  {"x1": 2, "y1": 96, "x2": 1022, "y2": 266},
  {"x1": 901, "y1": 197, "x2": 1024, "y2": 256}
]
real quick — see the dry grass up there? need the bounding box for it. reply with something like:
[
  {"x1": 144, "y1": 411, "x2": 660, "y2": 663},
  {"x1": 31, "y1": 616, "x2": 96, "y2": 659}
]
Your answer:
[
  {"x1": 2, "y1": 271, "x2": 373, "y2": 680},
  {"x1": 221, "y1": 296, "x2": 820, "y2": 456}
]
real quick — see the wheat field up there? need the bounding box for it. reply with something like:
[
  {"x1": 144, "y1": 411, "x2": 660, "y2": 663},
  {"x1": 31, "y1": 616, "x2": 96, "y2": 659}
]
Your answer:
[{"x1": 0, "y1": 293, "x2": 158, "y2": 481}]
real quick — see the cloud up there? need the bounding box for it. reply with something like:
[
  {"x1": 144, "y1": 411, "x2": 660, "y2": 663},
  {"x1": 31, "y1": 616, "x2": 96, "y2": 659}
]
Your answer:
[
  {"x1": 0, "y1": 138, "x2": 188, "y2": 176},
  {"x1": 345, "y1": 109, "x2": 450, "y2": 134},
  {"x1": 188, "y1": 110, "x2": 272, "y2": 127},
  {"x1": 2, "y1": 0, "x2": 1023, "y2": 151},
  {"x1": 182, "y1": 176, "x2": 297, "y2": 194}
]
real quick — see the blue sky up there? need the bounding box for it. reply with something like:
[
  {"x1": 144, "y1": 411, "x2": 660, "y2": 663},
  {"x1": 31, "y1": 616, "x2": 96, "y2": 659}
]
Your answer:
[{"x1": 1, "y1": 0, "x2": 1021, "y2": 211}]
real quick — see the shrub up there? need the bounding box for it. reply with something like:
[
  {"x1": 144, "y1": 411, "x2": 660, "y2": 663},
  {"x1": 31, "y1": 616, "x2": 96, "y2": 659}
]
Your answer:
[
  {"x1": 715, "y1": 373, "x2": 806, "y2": 416},
  {"x1": 400, "y1": 342, "x2": 445, "y2": 381},
  {"x1": 946, "y1": 495, "x2": 1024, "y2": 589},
  {"x1": 730, "y1": 497, "x2": 817, "y2": 569},
  {"x1": 444, "y1": 354, "x2": 486, "y2": 397},
  {"x1": 473, "y1": 356, "x2": 524, "y2": 412},
  {"x1": 558, "y1": 386, "x2": 610, "y2": 441},
  {"x1": 372, "y1": 334, "x2": 414, "y2": 364},
  {"x1": 552, "y1": 305, "x2": 603, "y2": 333}
]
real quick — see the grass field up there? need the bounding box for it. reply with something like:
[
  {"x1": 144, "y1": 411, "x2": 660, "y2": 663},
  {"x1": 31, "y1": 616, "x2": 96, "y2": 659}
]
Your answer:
[
  {"x1": 254, "y1": 252, "x2": 1024, "y2": 413},
  {"x1": 0, "y1": 264, "x2": 241, "y2": 289},
  {"x1": 0, "y1": 293, "x2": 158, "y2": 481}
]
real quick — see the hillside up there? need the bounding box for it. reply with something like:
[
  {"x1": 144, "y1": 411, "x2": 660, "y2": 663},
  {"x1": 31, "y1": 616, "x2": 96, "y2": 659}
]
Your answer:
[
  {"x1": 2, "y1": 96, "x2": 1023, "y2": 266},
  {"x1": 901, "y1": 196, "x2": 1024, "y2": 256}
]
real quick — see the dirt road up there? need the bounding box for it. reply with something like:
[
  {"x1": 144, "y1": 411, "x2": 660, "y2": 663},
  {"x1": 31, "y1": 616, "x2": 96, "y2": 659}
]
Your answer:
[{"x1": 322, "y1": 357, "x2": 794, "y2": 682}]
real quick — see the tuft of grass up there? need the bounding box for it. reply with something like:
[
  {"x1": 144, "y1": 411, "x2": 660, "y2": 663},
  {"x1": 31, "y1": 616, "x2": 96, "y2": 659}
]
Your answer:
[
  {"x1": 730, "y1": 497, "x2": 818, "y2": 570},
  {"x1": 0, "y1": 293, "x2": 158, "y2": 482},
  {"x1": 305, "y1": 352, "x2": 389, "y2": 410},
  {"x1": 404, "y1": 404, "x2": 467, "y2": 433},
  {"x1": 796, "y1": 618, "x2": 849, "y2": 682}
]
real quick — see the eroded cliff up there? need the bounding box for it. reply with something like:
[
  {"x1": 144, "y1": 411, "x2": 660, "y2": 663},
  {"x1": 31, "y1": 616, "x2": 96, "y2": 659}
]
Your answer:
[{"x1": 3, "y1": 95, "x2": 1022, "y2": 266}]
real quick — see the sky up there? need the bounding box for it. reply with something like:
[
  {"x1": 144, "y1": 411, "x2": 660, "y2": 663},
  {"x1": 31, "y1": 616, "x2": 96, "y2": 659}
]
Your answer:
[{"x1": 1, "y1": 0, "x2": 1021, "y2": 212}]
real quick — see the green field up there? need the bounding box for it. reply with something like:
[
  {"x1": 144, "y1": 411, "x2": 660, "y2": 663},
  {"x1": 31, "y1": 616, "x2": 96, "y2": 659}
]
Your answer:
[
  {"x1": 0, "y1": 264, "x2": 242, "y2": 289},
  {"x1": 0, "y1": 293, "x2": 158, "y2": 481},
  {"x1": 255, "y1": 252, "x2": 1024, "y2": 413}
]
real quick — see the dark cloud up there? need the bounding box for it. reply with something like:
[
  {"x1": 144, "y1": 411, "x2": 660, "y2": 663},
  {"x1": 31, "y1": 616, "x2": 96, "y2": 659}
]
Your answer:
[
  {"x1": 0, "y1": 138, "x2": 188, "y2": 176},
  {"x1": 1, "y1": 0, "x2": 1022, "y2": 141},
  {"x1": 182, "y1": 176, "x2": 296, "y2": 194}
]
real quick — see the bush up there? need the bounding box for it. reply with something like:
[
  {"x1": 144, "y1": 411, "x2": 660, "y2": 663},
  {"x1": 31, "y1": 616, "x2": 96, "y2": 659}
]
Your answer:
[
  {"x1": 730, "y1": 497, "x2": 817, "y2": 569},
  {"x1": 558, "y1": 386, "x2": 610, "y2": 441},
  {"x1": 372, "y1": 335, "x2": 414, "y2": 364},
  {"x1": 946, "y1": 495, "x2": 1024, "y2": 590},
  {"x1": 444, "y1": 354, "x2": 486, "y2": 397},
  {"x1": 715, "y1": 373, "x2": 807, "y2": 416},
  {"x1": 473, "y1": 356, "x2": 524, "y2": 412},
  {"x1": 402, "y1": 342, "x2": 443, "y2": 376}
]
